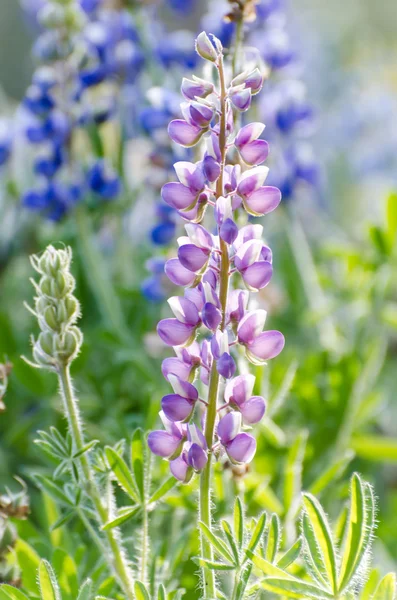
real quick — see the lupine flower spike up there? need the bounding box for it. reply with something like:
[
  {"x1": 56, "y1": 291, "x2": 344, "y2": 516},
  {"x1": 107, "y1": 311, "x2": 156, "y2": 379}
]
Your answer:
[{"x1": 148, "y1": 31, "x2": 284, "y2": 596}]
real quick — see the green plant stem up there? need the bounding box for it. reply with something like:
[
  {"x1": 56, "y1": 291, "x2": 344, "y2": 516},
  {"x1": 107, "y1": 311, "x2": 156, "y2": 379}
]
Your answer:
[
  {"x1": 58, "y1": 363, "x2": 135, "y2": 599},
  {"x1": 231, "y1": 567, "x2": 241, "y2": 600},
  {"x1": 75, "y1": 206, "x2": 129, "y2": 344},
  {"x1": 140, "y1": 501, "x2": 149, "y2": 584},
  {"x1": 199, "y1": 52, "x2": 229, "y2": 600}
]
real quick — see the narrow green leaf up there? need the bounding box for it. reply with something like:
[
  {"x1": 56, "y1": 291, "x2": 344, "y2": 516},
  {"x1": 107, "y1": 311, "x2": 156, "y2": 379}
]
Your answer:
[
  {"x1": 234, "y1": 564, "x2": 253, "y2": 600},
  {"x1": 372, "y1": 573, "x2": 397, "y2": 600},
  {"x1": 245, "y1": 513, "x2": 267, "y2": 558},
  {"x1": 198, "y1": 522, "x2": 235, "y2": 564},
  {"x1": 302, "y1": 514, "x2": 330, "y2": 588},
  {"x1": 73, "y1": 440, "x2": 98, "y2": 459},
  {"x1": 50, "y1": 510, "x2": 75, "y2": 531},
  {"x1": 102, "y1": 505, "x2": 140, "y2": 530},
  {"x1": 233, "y1": 497, "x2": 244, "y2": 549},
  {"x1": 261, "y1": 577, "x2": 334, "y2": 599},
  {"x1": 221, "y1": 520, "x2": 240, "y2": 565},
  {"x1": 338, "y1": 474, "x2": 375, "y2": 593},
  {"x1": 149, "y1": 476, "x2": 177, "y2": 505},
  {"x1": 334, "y1": 505, "x2": 348, "y2": 548},
  {"x1": 52, "y1": 549, "x2": 78, "y2": 600},
  {"x1": 77, "y1": 580, "x2": 93, "y2": 600},
  {"x1": 39, "y1": 560, "x2": 61, "y2": 600},
  {"x1": 360, "y1": 568, "x2": 381, "y2": 600},
  {"x1": 284, "y1": 432, "x2": 307, "y2": 514},
  {"x1": 34, "y1": 475, "x2": 74, "y2": 507},
  {"x1": 309, "y1": 452, "x2": 354, "y2": 495},
  {"x1": 264, "y1": 514, "x2": 280, "y2": 563},
  {"x1": 15, "y1": 539, "x2": 41, "y2": 593},
  {"x1": 131, "y1": 429, "x2": 145, "y2": 501},
  {"x1": 246, "y1": 551, "x2": 294, "y2": 579},
  {"x1": 351, "y1": 436, "x2": 397, "y2": 462},
  {"x1": 0, "y1": 586, "x2": 29, "y2": 600},
  {"x1": 303, "y1": 493, "x2": 338, "y2": 594},
  {"x1": 157, "y1": 584, "x2": 166, "y2": 600},
  {"x1": 193, "y1": 558, "x2": 235, "y2": 571},
  {"x1": 134, "y1": 581, "x2": 150, "y2": 600},
  {"x1": 277, "y1": 537, "x2": 303, "y2": 570},
  {"x1": 105, "y1": 446, "x2": 140, "y2": 503}
]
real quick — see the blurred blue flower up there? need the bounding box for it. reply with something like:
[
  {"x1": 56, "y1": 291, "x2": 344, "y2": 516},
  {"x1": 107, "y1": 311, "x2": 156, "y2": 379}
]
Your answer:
[
  {"x1": 0, "y1": 120, "x2": 12, "y2": 167},
  {"x1": 87, "y1": 160, "x2": 121, "y2": 199}
]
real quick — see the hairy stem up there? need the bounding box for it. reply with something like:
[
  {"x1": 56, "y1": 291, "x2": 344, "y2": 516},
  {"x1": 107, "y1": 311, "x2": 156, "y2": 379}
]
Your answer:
[
  {"x1": 58, "y1": 363, "x2": 135, "y2": 599},
  {"x1": 199, "y1": 52, "x2": 229, "y2": 599}
]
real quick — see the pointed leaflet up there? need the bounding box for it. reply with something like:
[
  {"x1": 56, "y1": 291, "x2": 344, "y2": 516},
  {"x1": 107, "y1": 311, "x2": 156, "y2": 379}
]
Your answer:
[
  {"x1": 38, "y1": 560, "x2": 61, "y2": 600},
  {"x1": 157, "y1": 584, "x2": 166, "y2": 600},
  {"x1": 0, "y1": 587, "x2": 29, "y2": 600},
  {"x1": 198, "y1": 522, "x2": 235, "y2": 564},
  {"x1": 102, "y1": 505, "x2": 140, "y2": 530},
  {"x1": 246, "y1": 551, "x2": 295, "y2": 579},
  {"x1": 105, "y1": 446, "x2": 140, "y2": 503},
  {"x1": 149, "y1": 476, "x2": 177, "y2": 505},
  {"x1": 234, "y1": 564, "x2": 253, "y2": 600},
  {"x1": 234, "y1": 496, "x2": 244, "y2": 550},
  {"x1": 34, "y1": 475, "x2": 75, "y2": 507},
  {"x1": 134, "y1": 582, "x2": 150, "y2": 600},
  {"x1": 261, "y1": 577, "x2": 334, "y2": 599},
  {"x1": 221, "y1": 520, "x2": 240, "y2": 565},
  {"x1": 77, "y1": 580, "x2": 93, "y2": 600},
  {"x1": 131, "y1": 428, "x2": 146, "y2": 501},
  {"x1": 302, "y1": 514, "x2": 330, "y2": 589},
  {"x1": 372, "y1": 573, "x2": 397, "y2": 600},
  {"x1": 264, "y1": 514, "x2": 280, "y2": 563},
  {"x1": 337, "y1": 474, "x2": 376, "y2": 593},
  {"x1": 245, "y1": 513, "x2": 267, "y2": 558},
  {"x1": 193, "y1": 558, "x2": 235, "y2": 571},
  {"x1": 277, "y1": 537, "x2": 303, "y2": 570},
  {"x1": 302, "y1": 493, "x2": 338, "y2": 594}
]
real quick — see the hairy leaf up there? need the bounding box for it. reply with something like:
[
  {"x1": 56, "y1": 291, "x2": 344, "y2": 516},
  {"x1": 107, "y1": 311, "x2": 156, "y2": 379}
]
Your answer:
[
  {"x1": 234, "y1": 497, "x2": 244, "y2": 549},
  {"x1": 77, "y1": 580, "x2": 93, "y2": 600},
  {"x1": 245, "y1": 513, "x2": 267, "y2": 558},
  {"x1": 149, "y1": 476, "x2": 177, "y2": 505},
  {"x1": 277, "y1": 537, "x2": 303, "y2": 570},
  {"x1": 372, "y1": 573, "x2": 397, "y2": 600},
  {"x1": 261, "y1": 577, "x2": 334, "y2": 599},
  {"x1": 264, "y1": 514, "x2": 280, "y2": 563},
  {"x1": 105, "y1": 446, "x2": 140, "y2": 503},
  {"x1": 134, "y1": 581, "x2": 150, "y2": 600},
  {"x1": 193, "y1": 557, "x2": 235, "y2": 571},
  {"x1": 102, "y1": 505, "x2": 140, "y2": 530},
  {"x1": 131, "y1": 429, "x2": 146, "y2": 501},
  {"x1": 198, "y1": 522, "x2": 235, "y2": 564},
  {"x1": 0, "y1": 587, "x2": 29, "y2": 600},
  {"x1": 39, "y1": 560, "x2": 61, "y2": 600},
  {"x1": 221, "y1": 520, "x2": 240, "y2": 565}
]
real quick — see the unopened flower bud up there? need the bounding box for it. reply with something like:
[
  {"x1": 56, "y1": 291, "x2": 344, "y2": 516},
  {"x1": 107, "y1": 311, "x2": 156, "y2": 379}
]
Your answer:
[{"x1": 195, "y1": 32, "x2": 219, "y2": 62}]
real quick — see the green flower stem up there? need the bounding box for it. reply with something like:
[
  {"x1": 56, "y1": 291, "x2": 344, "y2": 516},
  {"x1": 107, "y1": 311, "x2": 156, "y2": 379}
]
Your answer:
[
  {"x1": 75, "y1": 206, "x2": 130, "y2": 344},
  {"x1": 199, "y1": 52, "x2": 229, "y2": 599},
  {"x1": 58, "y1": 363, "x2": 135, "y2": 599}
]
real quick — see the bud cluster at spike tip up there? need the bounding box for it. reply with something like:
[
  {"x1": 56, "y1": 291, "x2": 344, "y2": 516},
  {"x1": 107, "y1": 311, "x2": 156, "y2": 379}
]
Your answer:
[{"x1": 148, "y1": 32, "x2": 285, "y2": 481}]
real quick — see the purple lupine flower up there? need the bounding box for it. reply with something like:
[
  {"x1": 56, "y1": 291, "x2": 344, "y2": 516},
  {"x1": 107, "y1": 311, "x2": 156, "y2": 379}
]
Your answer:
[
  {"x1": 148, "y1": 412, "x2": 186, "y2": 458},
  {"x1": 217, "y1": 412, "x2": 256, "y2": 464},
  {"x1": 149, "y1": 32, "x2": 284, "y2": 481}
]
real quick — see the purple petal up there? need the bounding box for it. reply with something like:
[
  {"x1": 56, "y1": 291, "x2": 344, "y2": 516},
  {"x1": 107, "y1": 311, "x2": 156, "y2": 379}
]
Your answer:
[
  {"x1": 162, "y1": 182, "x2": 196, "y2": 210},
  {"x1": 181, "y1": 77, "x2": 213, "y2": 100},
  {"x1": 245, "y1": 69, "x2": 263, "y2": 94},
  {"x1": 189, "y1": 102, "x2": 214, "y2": 128},
  {"x1": 217, "y1": 353, "x2": 236, "y2": 379},
  {"x1": 174, "y1": 161, "x2": 205, "y2": 193},
  {"x1": 195, "y1": 31, "x2": 218, "y2": 62},
  {"x1": 241, "y1": 396, "x2": 266, "y2": 424},
  {"x1": 187, "y1": 443, "x2": 208, "y2": 471},
  {"x1": 148, "y1": 431, "x2": 181, "y2": 458},
  {"x1": 168, "y1": 119, "x2": 204, "y2": 147},
  {"x1": 220, "y1": 218, "x2": 238, "y2": 245},
  {"x1": 162, "y1": 357, "x2": 192, "y2": 382},
  {"x1": 168, "y1": 374, "x2": 198, "y2": 400},
  {"x1": 226, "y1": 433, "x2": 256, "y2": 464},
  {"x1": 217, "y1": 412, "x2": 241, "y2": 444},
  {"x1": 225, "y1": 374, "x2": 255, "y2": 406},
  {"x1": 237, "y1": 166, "x2": 269, "y2": 197},
  {"x1": 235, "y1": 239, "x2": 263, "y2": 271},
  {"x1": 230, "y1": 89, "x2": 252, "y2": 112},
  {"x1": 239, "y1": 140, "x2": 269, "y2": 166},
  {"x1": 170, "y1": 455, "x2": 191, "y2": 482},
  {"x1": 203, "y1": 155, "x2": 221, "y2": 182},
  {"x1": 157, "y1": 319, "x2": 195, "y2": 346},
  {"x1": 244, "y1": 186, "x2": 281, "y2": 216},
  {"x1": 242, "y1": 261, "x2": 273, "y2": 291},
  {"x1": 165, "y1": 258, "x2": 196, "y2": 286},
  {"x1": 202, "y1": 302, "x2": 222, "y2": 331},
  {"x1": 161, "y1": 394, "x2": 195, "y2": 422},
  {"x1": 185, "y1": 223, "x2": 213, "y2": 249},
  {"x1": 168, "y1": 296, "x2": 200, "y2": 326},
  {"x1": 247, "y1": 331, "x2": 285, "y2": 363},
  {"x1": 235, "y1": 122, "x2": 265, "y2": 147},
  {"x1": 237, "y1": 310, "x2": 267, "y2": 344},
  {"x1": 178, "y1": 244, "x2": 210, "y2": 272}
]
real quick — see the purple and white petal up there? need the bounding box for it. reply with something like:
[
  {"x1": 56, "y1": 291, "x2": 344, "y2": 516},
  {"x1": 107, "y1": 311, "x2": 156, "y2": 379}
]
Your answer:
[
  {"x1": 161, "y1": 394, "x2": 194, "y2": 422},
  {"x1": 168, "y1": 374, "x2": 199, "y2": 400},
  {"x1": 225, "y1": 374, "x2": 256, "y2": 406},
  {"x1": 168, "y1": 119, "x2": 204, "y2": 147},
  {"x1": 202, "y1": 302, "x2": 222, "y2": 331},
  {"x1": 157, "y1": 319, "x2": 195, "y2": 346},
  {"x1": 170, "y1": 454, "x2": 191, "y2": 482},
  {"x1": 174, "y1": 161, "x2": 205, "y2": 192},
  {"x1": 244, "y1": 186, "x2": 281, "y2": 216},
  {"x1": 168, "y1": 296, "x2": 200, "y2": 325},
  {"x1": 178, "y1": 244, "x2": 210, "y2": 273},
  {"x1": 203, "y1": 155, "x2": 220, "y2": 182},
  {"x1": 242, "y1": 261, "x2": 273, "y2": 291},
  {"x1": 235, "y1": 122, "x2": 265, "y2": 147},
  {"x1": 185, "y1": 223, "x2": 213, "y2": 249},
  {"x1": 187, "y1": 443, "x2": 208, "y2": 471},
  {"x1": 147, "y1": 431, "x2": 181, "y2": 458},
  {"x1": 240, "y1": 396, "x2": 266, "y2": 424},
  {"x1": 247, "y1": 330, "x2": 285, "y2": 364},
  {"x1": 217, "y1": 411, "x2": 241, "y2": 444},
  {"x1": 237, "y1": 166, "x2": 269, "y2": 198},
  {"x1": 220, "y1": 218, "x2": 238, "y2": 245},
  {"x1": 162, "y1": 182, "x2": 197, "y2": 210},
  {"x1": 237, "y1": 309, "x2": 267, "y2": 344},
  {"x1": 162, "y1": 357, "x2": 192, "y2": 382},
  {"x1": 216, "y1": 352, "x2": 236, "y2": 379},
  {"x1": 235, "y1": 239, "x2": 263, "y2": 271},
  {"x1": 165, "y1": 258, "x2": 196, "y2": 286},
  {"x1": 239, "y1": 140, "x2": 269, "y2": 166},
  {"x1": 226, "y1": 433, "x2": 256, "y2": 464},
  {"x1": 230, "y1": 88, "x2": 252, "y2": 112}
]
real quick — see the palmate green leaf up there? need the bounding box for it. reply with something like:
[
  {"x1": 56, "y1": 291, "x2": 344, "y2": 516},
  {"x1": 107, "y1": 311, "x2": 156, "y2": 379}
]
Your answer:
[
  {"x1": 233, "y1": 497, "x2": 244, "y2": 550},
  {"x1": 372, "y1": 573, "x2": 397, "y2": 600},
  {"x1": 277, "y1": 537, "x2": 303, "y2": 570},
  {"x1": 0, "y1": 586, "x2": 29, "y2": 600},
  {"x1": 149, "y1": 476, "x2": 177, "y2": 505},
  {"x1": 308, "y1": 452, "x2": 354, "y2": 496},
  {"x1": 245, "y1": 513, "x2": 267, "y2": 558},
  {"x1": 198, "y1": 522, "x2": 235, "y2": 564},
  {"x1": 193, "y1": 557, "x2": 235, "y2": 571},
  {"x1": 77, "y1": 580, "x2": 93, "y2": 600},
  {"x1": 284, "y1": 432, "x2": 307, "y2": 515},
  {"x1": 102, "y1": 505, "x2": 140, "y2": 530},
  {"x1": 134, "y1": 581, "x2": 150, "y2": 600},
  {"x1": 302, "y1": 493, "x2": 338, "y2": 594},
  {"x1": 264, "y1": 514, "x2": 280, "y2": 563},
  {"x1": 38, "y1": 560, "x2": 61, "y2": 600},
  {"x1": 105, "y1": 446, "x2": 140, "y2": 503},
  {"x1": 131, "y1": 429, "x2": 145, "y2": 501},
  {"x1": 261, "y1": 577, "x2": 334, "y2": 599},
  {"x1": 338, "y1": 474, "x2": 376, "y2": 593}
]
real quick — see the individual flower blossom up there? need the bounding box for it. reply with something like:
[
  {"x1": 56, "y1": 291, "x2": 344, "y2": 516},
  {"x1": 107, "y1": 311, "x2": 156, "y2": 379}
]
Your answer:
[
  {"x1": 224, "y1": 374, "x2": 266, "y2": 424},
  {"x1": 217, "y1": 412, "x2": 256, "y2": 464},
  {"x1": 148, "y1": 412, "x2": 186, "y2": 459},
  {"x1": 237, "y1": 309, "x2": 285, "y2": 365},
  {"x1": 170, "y1": 424, "x2": 208, "y2": 482},
  {"x1": 161, "y1": 375, "x2": 199, "y2": 422}
]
